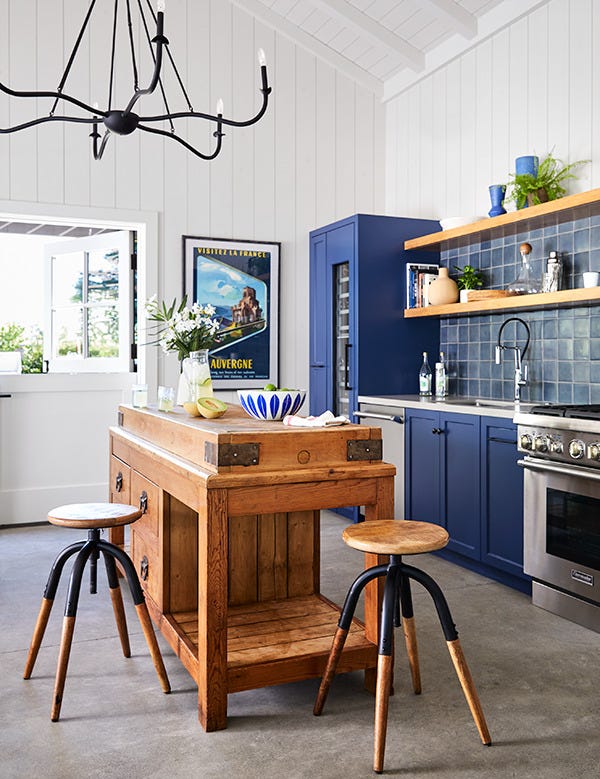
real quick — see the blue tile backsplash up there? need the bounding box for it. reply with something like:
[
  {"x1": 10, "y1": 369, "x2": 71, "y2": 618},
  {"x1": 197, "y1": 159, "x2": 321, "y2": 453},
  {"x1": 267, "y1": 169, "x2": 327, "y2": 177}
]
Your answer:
[{"x1": 439, "y1": 212, "x2": 600, "y2": 404}]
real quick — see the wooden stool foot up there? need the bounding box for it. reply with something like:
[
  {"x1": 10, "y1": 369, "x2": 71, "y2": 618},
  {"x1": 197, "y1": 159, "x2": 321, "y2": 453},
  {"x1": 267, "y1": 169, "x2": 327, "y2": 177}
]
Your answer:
[
  {"x1": 109, "y1": 585, "x2": 131, "y2": 658},
  {"x1": 447, "y1": 639, "x2": 491, "y2": 745},
  {"x1": 51, "y1": 615, "x2": 76, "y2": 722},
  {"x1": 23, "y1": 597, "x2": 54, "y2": 679},
  {"x1": 135, "y1": 602, "x2": 170, "y2": 693},
  {"x1": 373, "y1": 653, "x2": 393, "y2": 774},
  {"x1": 314, "y1": 626, "x2": 348, "y2": 716},
  {"x1": 402, "y1": 615, "x2": 421, "y2": 695}
]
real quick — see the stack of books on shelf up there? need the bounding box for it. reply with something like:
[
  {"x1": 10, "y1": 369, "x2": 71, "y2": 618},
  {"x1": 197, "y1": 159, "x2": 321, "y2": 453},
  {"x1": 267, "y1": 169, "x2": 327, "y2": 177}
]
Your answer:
[{"x1": 406, "y1": 263, "x2": 439, "y2": 309}]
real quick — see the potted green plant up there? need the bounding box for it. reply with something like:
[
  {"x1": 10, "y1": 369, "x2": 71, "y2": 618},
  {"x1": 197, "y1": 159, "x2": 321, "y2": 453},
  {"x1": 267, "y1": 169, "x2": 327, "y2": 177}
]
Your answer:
[
  {"x1": 454, "y1": 264, "x2": 484, "y2": 302},
  {"x1": 506, "y1": 152, "x2": 588, "y2": 209}
]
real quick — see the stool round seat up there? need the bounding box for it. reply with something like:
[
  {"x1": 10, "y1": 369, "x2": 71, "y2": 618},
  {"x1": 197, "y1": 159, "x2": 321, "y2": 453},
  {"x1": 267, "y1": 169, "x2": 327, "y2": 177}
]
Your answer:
[
  {"x1": 342, "y1": 519, "x2": 449, "y2": 556},
  {"x1": 48, "y1": 502, "x2": 143, "y2": 529}
]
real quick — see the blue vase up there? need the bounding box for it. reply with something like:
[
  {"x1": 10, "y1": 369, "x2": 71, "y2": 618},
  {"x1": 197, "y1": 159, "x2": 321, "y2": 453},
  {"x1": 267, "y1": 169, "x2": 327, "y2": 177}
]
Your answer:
[
  {"x1": 515, "y1": 155, "x2": 539, "y2": 177},
  {"x1": 488, "y1": 184, "x2": 507, "y2": 217}
]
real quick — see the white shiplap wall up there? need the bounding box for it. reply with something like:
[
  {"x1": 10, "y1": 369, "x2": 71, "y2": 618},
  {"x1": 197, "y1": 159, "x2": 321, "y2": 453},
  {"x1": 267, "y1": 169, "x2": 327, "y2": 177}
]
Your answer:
[
  {"x1": 0, "y1": 0, "x2": 384, "y2": 394},
  {"x1": 386, "y1": 0, "x2": 599, "y2": 220}
]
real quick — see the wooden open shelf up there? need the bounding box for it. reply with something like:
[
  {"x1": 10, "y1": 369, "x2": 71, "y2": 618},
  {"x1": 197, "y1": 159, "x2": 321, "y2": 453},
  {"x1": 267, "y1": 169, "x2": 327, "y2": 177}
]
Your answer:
[
  {"x1": 404, "y1": 187, "x2": 600, "y2": 251},
  {"x1": 404, "y1": 286, "x2": 600, "y2": 318},
  {"x1": 168, "y1": 594, "x2": 376, "y2": 694}
]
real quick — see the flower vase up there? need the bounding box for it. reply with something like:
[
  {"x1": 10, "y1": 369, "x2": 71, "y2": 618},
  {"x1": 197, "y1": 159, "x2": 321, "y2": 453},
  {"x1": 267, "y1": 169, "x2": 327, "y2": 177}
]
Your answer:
[
  {"x1": 427, "y1": 267, "x2": 459, "y2": 306},
  {"x1": 488, "y1": 184, "x2": 507, "y2": 217},
  {"x1": 177, "y1": 350, "x2": 213, "y2": 414}
]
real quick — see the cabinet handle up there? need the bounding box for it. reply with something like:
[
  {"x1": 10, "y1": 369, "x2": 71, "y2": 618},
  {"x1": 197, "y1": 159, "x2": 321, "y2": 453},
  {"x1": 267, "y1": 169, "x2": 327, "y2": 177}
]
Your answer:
[
  {"x1": 115, "y1": 472, "x2": 123, "y2": 492},
  {"x1": 344, "y1": 343, "x2": 352, "y2": 390},
  {"x1": 139, "y1": 490, "x2": 148, "y2": 513},
  {"x1": 353, "y1": 410, "x2": 404, "y2": 424},
  {"x1": 432, "y1": 427, "x2": 443, "y2": 435},
  {"x1": 140, "y1": 555, "x2": 149, "y2": 581}
]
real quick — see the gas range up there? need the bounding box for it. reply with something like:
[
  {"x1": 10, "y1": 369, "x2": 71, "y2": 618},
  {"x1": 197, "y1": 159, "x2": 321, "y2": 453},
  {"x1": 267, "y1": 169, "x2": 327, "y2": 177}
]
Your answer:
[{"x1": 514, "y1": 403, "x2": 600, "y2": 469}]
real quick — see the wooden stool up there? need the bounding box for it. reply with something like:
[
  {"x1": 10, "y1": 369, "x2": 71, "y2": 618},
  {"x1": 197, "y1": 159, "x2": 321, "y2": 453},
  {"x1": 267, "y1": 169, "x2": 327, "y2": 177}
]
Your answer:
[
  {"x1": 314, "y1": 520, "x2": 491, "y2": 774},
  {"x1": 23, "y1": 503, "x2": 171, "y2": 721}
]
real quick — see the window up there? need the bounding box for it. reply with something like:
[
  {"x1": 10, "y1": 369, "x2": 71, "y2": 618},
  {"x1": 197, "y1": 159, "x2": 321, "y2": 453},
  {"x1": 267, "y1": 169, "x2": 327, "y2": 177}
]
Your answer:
[{"x1": 44, "y1": 231, "x2": 134, "y2": 372}]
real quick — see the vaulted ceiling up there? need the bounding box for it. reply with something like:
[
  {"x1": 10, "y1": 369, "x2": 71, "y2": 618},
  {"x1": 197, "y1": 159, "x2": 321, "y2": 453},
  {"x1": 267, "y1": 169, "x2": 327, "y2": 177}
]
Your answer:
[{"x1": 231, "y1": 0, "x2": 547, "y2": 99}]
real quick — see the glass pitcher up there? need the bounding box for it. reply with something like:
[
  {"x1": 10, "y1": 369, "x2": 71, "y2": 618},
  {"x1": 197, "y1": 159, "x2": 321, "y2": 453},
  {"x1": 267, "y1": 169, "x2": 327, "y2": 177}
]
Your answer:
[{"x1": 180, "y1": 350, "x2": 213, "y2": 407}]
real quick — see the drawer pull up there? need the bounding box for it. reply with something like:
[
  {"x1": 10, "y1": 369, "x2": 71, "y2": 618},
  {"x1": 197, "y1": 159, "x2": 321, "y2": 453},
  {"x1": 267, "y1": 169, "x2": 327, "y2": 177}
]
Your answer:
[
  {"x1": 115, "y1": 471, "x2": 123, "y2": 492},
  {"x1": 139, "y1": 490, "x2": 148, "y2": 513},
  {"x1": 140, "y1": 555, "x2": 149, "y2": 581}
]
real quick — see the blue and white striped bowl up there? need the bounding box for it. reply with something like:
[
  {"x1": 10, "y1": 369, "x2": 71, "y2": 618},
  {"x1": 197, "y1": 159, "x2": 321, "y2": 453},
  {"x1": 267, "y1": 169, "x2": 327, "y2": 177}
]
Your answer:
[{"x1": 237, "y1": 389, "x2": 306, "y2": 421}]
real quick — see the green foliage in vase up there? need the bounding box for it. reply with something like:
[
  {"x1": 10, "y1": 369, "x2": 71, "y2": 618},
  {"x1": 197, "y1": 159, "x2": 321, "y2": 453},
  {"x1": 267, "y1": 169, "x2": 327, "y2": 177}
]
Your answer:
[
  {"x1": 454, "y1": 265, "x2": 484, "y2": 291},
  {"x1": 506, "y1": 152, "x2": 588, "y2": 210}
]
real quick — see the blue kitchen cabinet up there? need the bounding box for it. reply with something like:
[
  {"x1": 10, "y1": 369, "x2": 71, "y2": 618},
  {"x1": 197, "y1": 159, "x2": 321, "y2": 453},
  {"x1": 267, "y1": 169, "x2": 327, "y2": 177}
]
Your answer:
[
  {"x1": 404, "y1": 408, "x2": 480, "y2": 560},
  {"x1": 480, "y1": 417, "x2": 527, "y2": 582},
  {"x1": 405, "y1": 409, "x2": 530, "y2": 592},
  {"x1": 309, "y1": 214, "x2": 440, "y2": 520}
]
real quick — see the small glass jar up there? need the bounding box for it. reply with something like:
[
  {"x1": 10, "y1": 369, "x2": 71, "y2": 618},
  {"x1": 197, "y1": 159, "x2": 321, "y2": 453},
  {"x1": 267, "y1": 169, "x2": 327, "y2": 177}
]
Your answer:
[
  {"x1": 157, "y1": 385, "x2": 175, "y2": 412},
  {"x1": 132, "y1": 383, "x2": 148, "y2": 408}
]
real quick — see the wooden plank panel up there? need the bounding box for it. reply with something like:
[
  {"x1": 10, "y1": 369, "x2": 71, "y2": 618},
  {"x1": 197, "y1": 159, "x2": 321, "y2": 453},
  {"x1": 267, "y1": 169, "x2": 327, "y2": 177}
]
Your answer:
[
  {"x1": 228, "y1": 514, "x2": 258, "y2": 605},
  {"x1": 232, "y1": 5, "x2": 255, "y2": 240},
  {"x1": 257, "y1": 512, "x2": 289, "y2": 601},
  {"x1": 287, "y1": 510, "x2": 318, "y2": 597},
  {"x1": 167, "y1": 494, "x2": 198, "y2": 613},
  {"x1": 227, "y1": 478, "x2": 377, "y2": 515},
  {"x1": 197, "y1": 486, "x2": 229, "y2": 731},
  {"x1": 253, "y1": 20, "x2": 275, "y2": 238}
]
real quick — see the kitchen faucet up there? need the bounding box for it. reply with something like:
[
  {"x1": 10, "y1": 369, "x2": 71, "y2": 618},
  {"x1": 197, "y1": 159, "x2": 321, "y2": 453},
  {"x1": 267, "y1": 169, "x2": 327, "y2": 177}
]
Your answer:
[{"x1": 495, "y1": 317, "x2": 531, "y2": 402}]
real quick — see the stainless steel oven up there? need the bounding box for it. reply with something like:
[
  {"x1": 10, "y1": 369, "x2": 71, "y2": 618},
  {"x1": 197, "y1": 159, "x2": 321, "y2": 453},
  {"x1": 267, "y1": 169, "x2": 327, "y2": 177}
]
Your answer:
[{"x1": 516, "y1": 405, "x2": 600, "y2": 632}]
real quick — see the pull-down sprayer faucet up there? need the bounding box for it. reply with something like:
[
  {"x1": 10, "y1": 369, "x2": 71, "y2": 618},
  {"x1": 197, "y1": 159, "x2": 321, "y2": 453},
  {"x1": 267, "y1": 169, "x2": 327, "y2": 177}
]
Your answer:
[{"x1": 496, "y1": 317, "x2": 531, "y2": 402}]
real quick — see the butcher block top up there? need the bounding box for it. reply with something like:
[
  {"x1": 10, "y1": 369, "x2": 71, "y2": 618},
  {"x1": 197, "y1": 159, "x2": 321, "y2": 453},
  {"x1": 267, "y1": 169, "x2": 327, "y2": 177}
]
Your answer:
[{"x1": 117, "y1": 403, "x2": 387, "y2": 475}]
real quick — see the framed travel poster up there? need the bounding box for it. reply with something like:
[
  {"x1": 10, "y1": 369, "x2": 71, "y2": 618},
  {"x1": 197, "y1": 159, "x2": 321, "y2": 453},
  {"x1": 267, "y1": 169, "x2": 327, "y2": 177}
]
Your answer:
[{"x1": 183, "y1": 236, "x2": 280, "y2": 389}]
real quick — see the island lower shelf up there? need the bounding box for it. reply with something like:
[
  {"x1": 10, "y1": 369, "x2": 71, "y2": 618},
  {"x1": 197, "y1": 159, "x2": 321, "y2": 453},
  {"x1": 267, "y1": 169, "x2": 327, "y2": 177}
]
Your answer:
[{"x1": 153, "y1": 594, "x2": 377, "y2": 694}]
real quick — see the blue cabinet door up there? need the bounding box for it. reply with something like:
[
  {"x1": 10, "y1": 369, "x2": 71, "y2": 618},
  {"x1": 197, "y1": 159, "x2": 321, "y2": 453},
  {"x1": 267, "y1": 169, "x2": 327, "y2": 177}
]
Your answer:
[
  {"x1": 404, "y1": 408, "x2": 441, "y2": 526},
  {"x1": 442, "y1": 413, "x2": 480, "y2": 560},
  {"x1": 480, "y1": 417, "x2": 528, "y2": 580},
  {"x1": 309, "y1": 232, "x2": 329, "y2": 415}
]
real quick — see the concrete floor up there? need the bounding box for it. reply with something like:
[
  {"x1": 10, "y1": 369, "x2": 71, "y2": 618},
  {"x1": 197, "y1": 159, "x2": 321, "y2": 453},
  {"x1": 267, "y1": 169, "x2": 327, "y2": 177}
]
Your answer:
[{"x1": 1, "y1": 513, "x2": 600, "y2": 779}]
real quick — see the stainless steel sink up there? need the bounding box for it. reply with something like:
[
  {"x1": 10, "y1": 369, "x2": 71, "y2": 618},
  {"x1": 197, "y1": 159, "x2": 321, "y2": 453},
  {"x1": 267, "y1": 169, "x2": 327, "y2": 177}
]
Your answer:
[{"x1": 440, "y1": 397, "x2": 528, "y2": 410}]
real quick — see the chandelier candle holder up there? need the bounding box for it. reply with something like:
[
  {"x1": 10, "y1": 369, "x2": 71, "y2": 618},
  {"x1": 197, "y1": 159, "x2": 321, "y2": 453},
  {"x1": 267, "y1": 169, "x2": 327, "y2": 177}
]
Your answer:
[{"x1": 0, "y1": 0, "x2": 272, "y2": 161}]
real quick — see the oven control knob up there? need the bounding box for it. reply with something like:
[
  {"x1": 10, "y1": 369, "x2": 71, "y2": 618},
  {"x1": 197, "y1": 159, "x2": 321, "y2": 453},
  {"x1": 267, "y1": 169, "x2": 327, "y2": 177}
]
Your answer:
[
  {"x1": 588, "y1": 442, "x2": 600, "y2": 461},
  {"x1": 519, "y1": 434, "x2": 533, "y2": 451},
  {"x1": 568, "y1": 439, "x2": 585, "y2": 459},
  {"x1": 534, "y1": 436, "x2": 549, "y2": 453},
  {"x1": 549, "y1": 438, "x2": 563, "y2": 454}
]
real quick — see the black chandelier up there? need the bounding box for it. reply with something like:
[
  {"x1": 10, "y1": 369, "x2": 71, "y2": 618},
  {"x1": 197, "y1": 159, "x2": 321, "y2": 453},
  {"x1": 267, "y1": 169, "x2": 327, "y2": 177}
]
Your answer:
[{"x1": 0, "y1": 0, "x2": 272, "y2": 161}]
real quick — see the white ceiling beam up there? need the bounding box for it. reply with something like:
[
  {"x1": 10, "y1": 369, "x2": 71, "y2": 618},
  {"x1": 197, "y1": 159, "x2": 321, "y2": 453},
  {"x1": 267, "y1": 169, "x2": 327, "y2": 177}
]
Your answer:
[
  {"x1": 419, "y1": 0, "x2": 477, "y2": 39},
  {"x1": 384, "y1": 0, "x2": 548, "y2": 102},
  {"x1": 312, "y1": 0, "x2": 424, "y2": 71},
  {"x1": 229, "y1": 0, "x2": 383, "y2": 97}
]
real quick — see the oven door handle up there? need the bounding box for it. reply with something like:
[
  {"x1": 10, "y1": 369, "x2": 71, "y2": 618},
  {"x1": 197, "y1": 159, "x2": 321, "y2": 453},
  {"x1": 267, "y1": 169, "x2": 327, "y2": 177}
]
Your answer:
[
  {"x1": 518, "y1": 457, "x2": 600, "y2": 482},
  {"x1": 353, "y1": 410, "x2": 404, "y2": 424}
]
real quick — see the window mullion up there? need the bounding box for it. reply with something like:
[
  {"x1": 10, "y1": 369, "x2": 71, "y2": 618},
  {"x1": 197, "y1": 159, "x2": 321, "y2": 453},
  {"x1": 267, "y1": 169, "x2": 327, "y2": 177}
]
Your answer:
[{"x1": 83, "y1": 251, "x2": 89, "y2": 359}]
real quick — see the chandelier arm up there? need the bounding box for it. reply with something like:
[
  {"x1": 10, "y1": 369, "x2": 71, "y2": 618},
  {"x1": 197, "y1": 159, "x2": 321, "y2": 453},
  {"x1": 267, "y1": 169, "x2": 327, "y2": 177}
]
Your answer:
[
  {"x1": 0, "y1": 82, "x2": 107, "y2": 118},
  {"x1": 122, "y1": 10, "x2": 167, "y2": 117},
  {"x1": 50, "y1": 0, "x2": 100, "y2": 115},
  {"x1": 108, "y1": 0, "x2": 120, "y2": 111},
  {"x1": 0, "y1": 114, "x2": 100, "y2": 134},
  {"x1": 137, "y1": 1, "x2": 175, "y2": 132},
  {"x1": 143, "y1": 0, "x2": 193, "y2": 112},
  {"x1": 91, "y1": 127, "x2": 112, "y2": 160},
  {"x1": 125, "y1": 0, "x2": 140, "y2": 91},
  {"x1": 137, "y1": 123, "x2": 223, "y2": 161}
]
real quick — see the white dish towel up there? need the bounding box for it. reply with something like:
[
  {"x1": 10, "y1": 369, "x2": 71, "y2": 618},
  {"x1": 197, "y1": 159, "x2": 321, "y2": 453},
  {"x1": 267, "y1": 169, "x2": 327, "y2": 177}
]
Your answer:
[{"x1": 282, "y1": 410, "x2": 349, "y2": 427}]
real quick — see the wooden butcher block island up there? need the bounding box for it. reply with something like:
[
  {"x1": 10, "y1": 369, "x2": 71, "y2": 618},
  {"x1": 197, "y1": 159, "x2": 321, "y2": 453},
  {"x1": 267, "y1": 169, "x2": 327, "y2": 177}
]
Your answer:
[{"x1": 109, "y1": 404, "x2": 395, "y2": 731}]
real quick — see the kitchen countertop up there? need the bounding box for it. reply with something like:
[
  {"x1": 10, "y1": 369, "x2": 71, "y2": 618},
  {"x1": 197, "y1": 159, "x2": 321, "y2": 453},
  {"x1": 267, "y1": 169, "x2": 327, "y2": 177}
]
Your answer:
[{"x1": 358, "y1": 394, "x2": 536, "y2": 420}]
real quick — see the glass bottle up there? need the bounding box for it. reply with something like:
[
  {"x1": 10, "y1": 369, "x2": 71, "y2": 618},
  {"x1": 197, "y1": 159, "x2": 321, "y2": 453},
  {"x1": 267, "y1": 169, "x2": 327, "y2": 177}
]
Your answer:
[
  {"x1": 180, "y1": 350, "x2": 213, "y2": 411},
  {"x1": 542, "y1": 250, "x2": 562, "y2": 293},
  {"x1": 419, "y1": 351, "x2": 432, "y2": 396},
  {"x1": 507, "y1": 242, "x2": 540, "y2": 294},
  {"x1": 435, "y1": 351, "x2": 447, "y2": 398}
]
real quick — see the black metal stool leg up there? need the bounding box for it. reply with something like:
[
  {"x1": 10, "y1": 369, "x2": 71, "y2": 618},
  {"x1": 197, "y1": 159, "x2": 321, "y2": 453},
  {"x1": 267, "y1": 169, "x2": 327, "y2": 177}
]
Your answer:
[
  {"x1": 399, "y1": 574, "x2": 421, "y2": 695},
  {"x1": 313, "y1": 563, "x2": 388, "y2": 716},
  {"x1": 401, "y1": 562, "x2": 491, "y2": 746},
  {"x1": 23, "y1": 541, "x2": 86, "y2": 680},
  {"x1": 102, "y1": 551, "x2": 131, "y2": 658},
  {"x1": 51, "y1": 540, "x2": 96, "y2": 721},
  {"x1": 374, "y1": 564, "x2": 401, "y2": 774},
  {"x1": 89, "y1": 534, "x2": 99, "y2": 595},
  {"x1": 97, "y1": 540, "x2": 170, "y2": 694}
]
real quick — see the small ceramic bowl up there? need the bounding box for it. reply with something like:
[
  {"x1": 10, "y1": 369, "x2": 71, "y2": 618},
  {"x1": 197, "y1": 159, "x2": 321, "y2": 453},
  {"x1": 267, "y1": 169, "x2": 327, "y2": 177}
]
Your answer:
[{"x1": 237, "y1": 389, "x2": 306, "y2": 420}]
